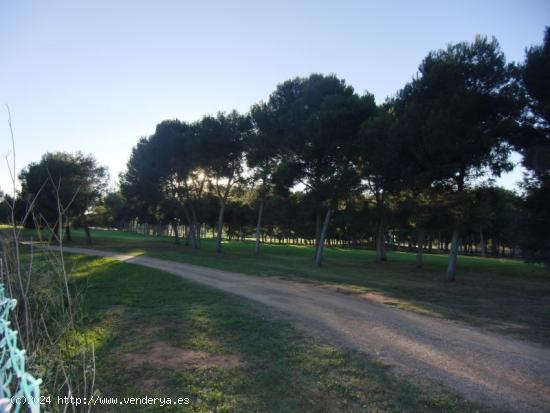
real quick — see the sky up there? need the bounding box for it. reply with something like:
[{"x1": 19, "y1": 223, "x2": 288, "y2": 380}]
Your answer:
[{"x1": 1, "y1": 0, "x2": 549, "y2": 193}]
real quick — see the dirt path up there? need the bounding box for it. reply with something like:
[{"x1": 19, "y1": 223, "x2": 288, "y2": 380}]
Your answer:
[{"x1": 60, "y1": 246, "x2": 550, "y2": 412}]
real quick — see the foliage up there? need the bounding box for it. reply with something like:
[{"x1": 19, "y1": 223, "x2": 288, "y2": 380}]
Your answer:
[
  {"x1": 520, "y1": 179, "x2": 550, "y2": 266},
  {"x1": 18, "y1": 152, "x2": 108, "y2": 232},
  {"x1": 11, "y1": 33, "x2": 550, "y2": 271},
  {"x1": 516, "y1": 27, "x2": 550, "y2": 266}
]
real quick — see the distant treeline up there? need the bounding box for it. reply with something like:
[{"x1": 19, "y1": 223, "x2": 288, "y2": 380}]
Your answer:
[{"x1": 97, "y1": 185, "x2": 523, "y2": 259}]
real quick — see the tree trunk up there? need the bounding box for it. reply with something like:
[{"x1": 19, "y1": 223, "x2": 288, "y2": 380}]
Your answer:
[
  {"x1": 416, "y1": 228, "x2": 424, "y2": 268},
  {"x1": 182, "y1": 205, "x2": 194, "y2": 247},
  {"x1": 172, "y1": 221, "x2": 180, "y2": 244},
  {"x1": 190, "y1": 204, "x2": 200, "y2": 248},
  {"x1": 314, "y1": 211, "x2": 322, "y2": 247},
  {"x1": 375, "y1": 220, "x2": 387, "y2": 262},
  {"x1": 191, "y1": 219, "x2": 199, "y2": 248},
  {"x1": 446, "y1": 227, "x2": 460, "y2": 282},
  {"x1": 255, "y1": 201, "x2": 264, "y2": 255},
  {"x1": 215, "y1": 201, "x2": 226, "y2": 253},
  {"x1": 84, "y1": 224, "x2": 92, "y2": 244},
  {"x1": 184, "y1": 225, "x2": 192, "y2": 246},
  {"x1": 315, "y1": 208, "x2": 332, "y2": 267},
  {"x1": 375, "y1": 194, "x2": 387, "y2": 262},
  {"x1": 65, "y1": 224, "x2": 72, "y2": 242}
]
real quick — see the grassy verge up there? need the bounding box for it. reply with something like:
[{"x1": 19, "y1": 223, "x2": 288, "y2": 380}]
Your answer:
[
  {"x1": 67, "y1": 254, "x2": 483, "y2": 412},
  {"x1": 60, "y1": 228, "x2": 550, "y2": 345}
]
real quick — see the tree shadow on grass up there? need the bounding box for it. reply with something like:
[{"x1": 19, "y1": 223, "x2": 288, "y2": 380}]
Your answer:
[{"x1": 71, "y1": 256, "x2": 485, "y2": 413}]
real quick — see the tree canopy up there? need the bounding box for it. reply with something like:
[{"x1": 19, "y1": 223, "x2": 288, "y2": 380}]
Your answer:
[
  {"x1": 12, "y1": 30, "x2": 550, "y2": 276},
  {"x1": 19, "y1": 152, "x2": 108, "y2": 242}
]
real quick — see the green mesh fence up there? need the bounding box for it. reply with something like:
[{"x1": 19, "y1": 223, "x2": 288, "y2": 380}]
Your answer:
[{"x1": 0, "y1": 284, "x2": 41, "y2": 413}]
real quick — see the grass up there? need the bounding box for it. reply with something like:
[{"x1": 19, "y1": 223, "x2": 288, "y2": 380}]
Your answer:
[
  {"x1": 65, "y1": 253, "x2": 484, "y2": 412},
  {"x1": 60, "y1": 228, "x2": 550, "y2": 345}
]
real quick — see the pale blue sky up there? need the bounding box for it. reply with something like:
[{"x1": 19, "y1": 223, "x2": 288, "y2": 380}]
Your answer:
[{"x1": 1, "y1": 0, "x2": 549, "y2": 192}]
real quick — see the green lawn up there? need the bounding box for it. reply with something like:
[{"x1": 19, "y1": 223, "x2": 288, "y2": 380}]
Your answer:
[
  {"x1": 67, "y1": 254, "x2": 483, "y2": 412},
  {"x1": 62, "y1": 228, "x2": 550, "y2": 345}
]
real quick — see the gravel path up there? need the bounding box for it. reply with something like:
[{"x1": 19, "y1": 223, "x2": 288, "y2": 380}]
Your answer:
[{"x1": 59, "y1": 246, "x2": 550, "y2": 412}]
